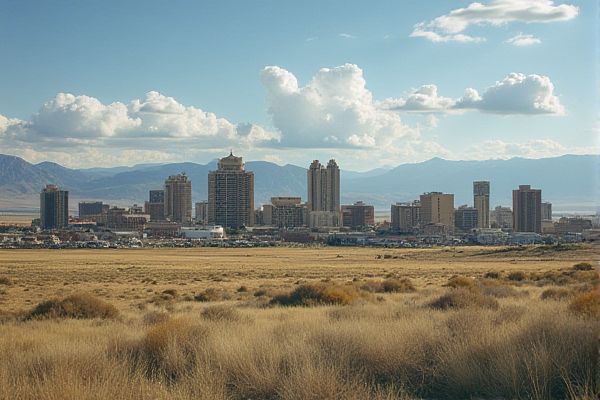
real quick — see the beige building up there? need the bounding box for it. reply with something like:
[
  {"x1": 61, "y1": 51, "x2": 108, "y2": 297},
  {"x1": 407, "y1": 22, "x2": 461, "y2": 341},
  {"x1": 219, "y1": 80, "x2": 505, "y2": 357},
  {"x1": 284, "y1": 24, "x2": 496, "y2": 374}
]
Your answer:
[
  {"x1": 307, "y1": 159, "x2": 341, "y2": 227},
  {"x1": 195, "y1": 201, "x2": 208, "y2": 225},
  {"x1": 512, "y1": 185, "x2": 542, "y2": 233},
  {"x1": 264, "y1": 197, "x2": 307, "y2": 228},
  {"x1": 208, "y1": 152, "x2": 254, "y2": 228},
  {"x1": 420, "y1": 192, "x2": 454, "y2": 227},
  {"x1": 341, "y1": 201, "x2": 374, "y2": 229},
  {"x1": 390, "y1": 201, "x2": 421, "y2": 232},
  {"x1": 491, "y1": 206, "x2": 513, "y2": 229},
  {"x1": 473, "y1": 181, "x2": 490, "y2": 228},
  {"x1": 164, "y1": 174, "x2": 192, "y2": 224}
]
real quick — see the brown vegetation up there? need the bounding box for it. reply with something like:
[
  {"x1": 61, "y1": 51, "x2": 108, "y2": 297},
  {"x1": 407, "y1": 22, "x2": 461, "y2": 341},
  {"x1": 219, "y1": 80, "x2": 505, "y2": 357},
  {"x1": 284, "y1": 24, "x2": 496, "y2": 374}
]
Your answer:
[
  {"x1": 27, "y1": 293, "x2": 119, "y2": 320},
  {"x1": 569, "y1": 291, "x2": 600, "y2": 318},
  {"x1": 270, "y1": 283, "x2": 364, "y2": 306}
]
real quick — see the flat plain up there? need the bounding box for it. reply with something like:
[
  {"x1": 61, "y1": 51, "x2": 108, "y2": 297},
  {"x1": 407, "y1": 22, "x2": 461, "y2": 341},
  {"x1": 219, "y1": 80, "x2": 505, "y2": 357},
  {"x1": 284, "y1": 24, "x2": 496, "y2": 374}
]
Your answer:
[{"x1": 0, "y1": 245, "x2": 598, "y2": 399}]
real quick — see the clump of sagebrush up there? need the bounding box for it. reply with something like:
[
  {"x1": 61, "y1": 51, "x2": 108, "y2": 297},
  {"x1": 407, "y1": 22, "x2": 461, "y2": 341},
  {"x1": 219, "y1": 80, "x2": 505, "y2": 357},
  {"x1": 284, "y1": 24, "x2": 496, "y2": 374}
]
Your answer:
[
  {"x1": 540, "y1": 287, "x2": 574, "y2": 301},
  {"x1": 194, "y1": 288, "x2": 230, "y2": 302},
  {"x1": 507, "y1": 271, "x2": 527, "y2": 281},
  {"x1": 569, "y1": 291, "x2": 600, "y2": 318},
  {"x1": 270, "y1": 283, "x2": 364, "y2": 306},
  {"x1": 201, "y1": 305, "x2": 241, "y2": 322},
  {"x1": 483, "y1": 271, "x2": 501, "y2": 279},
  {"x1": 0, "y1": 277, "x2": 12, "y2": 286},
  {"x1": 428, "y1": 287, "x2": 499, "y2": 310},
  {"x1": 142, "y1": 310, "x2": 171, "y2": 325},
  {"x1": 27, "y1": 293, "x2": 119, "y2": 320},
  {"x1": 361, "y1": 278, "x2": 416, "y2": 293},
  {"x1": 445, "y1": 276, "x2": 476, "y2": 289},
  {"x1": 572, "y1": 262, "x2": 594, "y2": 271}
]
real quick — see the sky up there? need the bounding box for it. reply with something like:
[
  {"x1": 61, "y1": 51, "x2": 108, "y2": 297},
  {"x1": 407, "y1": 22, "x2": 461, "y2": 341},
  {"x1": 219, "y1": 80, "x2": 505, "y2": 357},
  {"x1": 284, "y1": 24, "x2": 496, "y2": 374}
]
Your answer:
[{"x1": 0, "y1": 0, "x2": 597, "y2": 171}]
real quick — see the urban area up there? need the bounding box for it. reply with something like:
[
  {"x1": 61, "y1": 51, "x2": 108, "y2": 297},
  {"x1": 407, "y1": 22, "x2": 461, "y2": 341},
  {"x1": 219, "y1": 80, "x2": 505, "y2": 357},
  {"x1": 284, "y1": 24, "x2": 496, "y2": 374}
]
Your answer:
[{"x1": 1, "y1": 152, "x2": 598, "y2": 249}]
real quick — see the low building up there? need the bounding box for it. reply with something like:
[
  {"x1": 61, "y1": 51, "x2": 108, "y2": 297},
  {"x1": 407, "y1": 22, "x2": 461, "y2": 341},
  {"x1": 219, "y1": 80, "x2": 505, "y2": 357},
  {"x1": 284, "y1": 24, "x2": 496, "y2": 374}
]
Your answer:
[
  {"x1": 554, "y1": 217, "x2": 593, "y2": 234},
  {"x1": 269, "y1": 197, "x2": 307, "y2": 228},
  {"x1": 454, "y1": 205, "x2": 478, "y2": 233},
  {"x1": 491, "y1": 206, "x2": 513, "y2": 229},
  {"x1": 341, "y1": 201, "x2": 374, "y2": 229},
  {"x1": 181, "y1": 225, "x2": 225, "y2": 239}
]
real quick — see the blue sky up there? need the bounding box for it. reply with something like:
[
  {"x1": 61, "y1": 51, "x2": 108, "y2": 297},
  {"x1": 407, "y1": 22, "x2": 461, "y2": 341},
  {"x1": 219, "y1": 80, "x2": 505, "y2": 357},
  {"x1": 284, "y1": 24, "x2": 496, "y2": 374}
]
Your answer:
[{"x1": 0, "y1": 0, "x2": 596, "y2": 170}]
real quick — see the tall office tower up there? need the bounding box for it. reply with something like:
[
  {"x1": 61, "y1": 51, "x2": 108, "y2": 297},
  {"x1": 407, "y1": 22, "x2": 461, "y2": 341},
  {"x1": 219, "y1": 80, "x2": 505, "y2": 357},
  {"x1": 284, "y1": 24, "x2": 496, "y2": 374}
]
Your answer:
[
  {"x1": 149, "y1": 190, "x2": 165, "y2": 203},
  {"x1": 473, "y1": 181, "x2": 490, "y2": 228},
  {"x1": 390, "y1": 201, "x2": 421, "y2": 232},
  {"x1": 195, "y1": 201, "x2": 208, "y2": 224},
  {"x1": 512, "y1": 185, "x2": 542, "y2": 233},
  {"x1": 164, "y1": 174, "x2": 192, "y2": 224},
  {"x1": 207, "y1": 152, "x2": 254, "y2": 228},
  {"x1": 419, "y1": 192, "x2": 454, "y2": 227},
  {"x1": 454, "y1": 205, "x2": 479, "y2": 232},
  {"x1": 78, "y1": 201, "x2": 104, "y2": 218},
  {"x1": 145, "y1": 189, "x2": 165, "y2": 221},
  {"x1": 541, "y1": 202, "x2": 553, "y2": 221},
  {"x1": 307, "y1": 159, "x2": 341, "y2": 227},
  {"x1": 341, "y1": 201, "x2": 375, "y2": 229},
  {"x1": 40, "y1": 184, "x2": 69, "y2": 230}
]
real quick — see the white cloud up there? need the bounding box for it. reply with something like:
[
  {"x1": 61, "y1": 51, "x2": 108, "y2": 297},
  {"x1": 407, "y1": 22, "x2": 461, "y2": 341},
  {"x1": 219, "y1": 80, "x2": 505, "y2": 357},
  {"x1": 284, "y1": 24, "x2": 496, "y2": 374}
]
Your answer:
[
  {"x1": 467, "y1": 139, "x2": 595, "y2": 159},
  {"x1": 382, "y1": 73, "x2": 564, "y2": 115},
  {"x1": 411, "y1": 0, "x2": 578, "y2": 43},
  {"x1": 339, "y1": 33, "x2": 356, "y2": 39},
  {"x1": 505, "y1": 33, "x2": 542, "y2": 46},
  {"x1": 261, "y1": 64, "x2": 416, "y2": 149}
]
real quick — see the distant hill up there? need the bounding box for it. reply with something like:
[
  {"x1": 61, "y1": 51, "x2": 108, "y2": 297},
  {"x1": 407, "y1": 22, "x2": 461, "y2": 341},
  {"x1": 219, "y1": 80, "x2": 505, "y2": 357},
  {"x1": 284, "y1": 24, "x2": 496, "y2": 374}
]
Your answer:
[{"x1": 0, "y1": 153, "x2": 598, "y2": 212}]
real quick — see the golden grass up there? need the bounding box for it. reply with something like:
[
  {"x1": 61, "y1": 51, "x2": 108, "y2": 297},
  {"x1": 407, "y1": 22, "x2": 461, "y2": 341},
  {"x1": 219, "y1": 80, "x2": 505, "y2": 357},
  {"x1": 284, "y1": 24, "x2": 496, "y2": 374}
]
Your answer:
[{"x1": 0, "y1": 245, "x2": 597, "y2": 399}]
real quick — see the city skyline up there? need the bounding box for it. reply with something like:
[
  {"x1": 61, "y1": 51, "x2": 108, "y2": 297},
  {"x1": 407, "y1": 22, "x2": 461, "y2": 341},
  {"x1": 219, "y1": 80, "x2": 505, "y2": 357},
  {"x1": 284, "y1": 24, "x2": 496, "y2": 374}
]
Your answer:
[{"x1": 0, "y1": 1, "x2": 596, "y2": 171}]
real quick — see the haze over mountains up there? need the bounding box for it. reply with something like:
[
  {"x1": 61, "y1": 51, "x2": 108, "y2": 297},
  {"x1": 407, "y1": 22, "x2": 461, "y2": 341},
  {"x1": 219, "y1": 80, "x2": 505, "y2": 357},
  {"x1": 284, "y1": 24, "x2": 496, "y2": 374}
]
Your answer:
[{"x1": 0, "y1": 154, "x2": 597, "y2": 212}]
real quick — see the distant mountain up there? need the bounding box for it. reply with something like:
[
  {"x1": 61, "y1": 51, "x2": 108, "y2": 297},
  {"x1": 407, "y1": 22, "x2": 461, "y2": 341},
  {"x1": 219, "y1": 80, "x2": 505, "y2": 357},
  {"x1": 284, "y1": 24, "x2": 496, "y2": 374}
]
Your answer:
[{"x1": 0, "y1": 153, "x2": 598, "y2": 212}]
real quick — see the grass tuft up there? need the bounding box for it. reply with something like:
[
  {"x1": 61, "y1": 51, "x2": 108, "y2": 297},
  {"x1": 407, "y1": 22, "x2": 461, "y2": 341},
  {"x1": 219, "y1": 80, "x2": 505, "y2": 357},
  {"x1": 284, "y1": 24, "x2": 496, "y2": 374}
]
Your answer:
[
  {"x1": 428, "y1": 288, "x2": 499, "y2": 310},
  {"x1": 568, "y1": 291, "x2": 600, "y2": 318},
  {"x1": 270, "y1": 283, "x2": 364, "y2": 306},
  {"x1": 27, "y1": 293, "x2": 119, "y2": 320}
]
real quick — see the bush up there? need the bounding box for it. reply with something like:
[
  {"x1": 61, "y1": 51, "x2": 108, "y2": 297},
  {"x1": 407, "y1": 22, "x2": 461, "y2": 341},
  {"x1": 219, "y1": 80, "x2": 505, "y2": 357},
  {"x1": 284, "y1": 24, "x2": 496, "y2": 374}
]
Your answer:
[
  {"x1": 270, "y1": 284, "x2": 363, "y2": 306},
  {"x1": 237, "y1": 285, "x2": 248, "y2": 293},
  {"x1": 507, "y1": 271, "x2": 526, "y2": 281},
  {"x1": 569, "y1": 291, "x2": 600, "y2": 318},
  {"x1": 161, "y1": 289, "x2": 178, "y2": 297},
  {"x1": 201, "y1": 305, "x2": 241, "y2": 322},
  {"x1": 540, "y1": 287, "x2": 573, "y2": 301},
  {"x1": 381, "y1": 278, "x2": 416, "y2": 293},
  {"x1": 428, "y1": 288, "x2": 499, "y2": 310},
  {"x1": 445, "y1": 276, "x2": 476, "y2": 289},
  {"x1": 572, "y1": 262, "x2": 593, "y2": 271},
  {"x1": 142, "y1": 311, "x2": 171, "y2": 325},
  {"x1": 28, "y1": 293, "x2": 119, "y2": 320},
  {"x1": 483, "y1": 271, "x2": 501, "y2": 279},
  {"x1": 194, "y1": 288, "x2": 229, "y2": 302},
  {"x1": 0, "y1": 277, "x2": 12, "y2": 286}
]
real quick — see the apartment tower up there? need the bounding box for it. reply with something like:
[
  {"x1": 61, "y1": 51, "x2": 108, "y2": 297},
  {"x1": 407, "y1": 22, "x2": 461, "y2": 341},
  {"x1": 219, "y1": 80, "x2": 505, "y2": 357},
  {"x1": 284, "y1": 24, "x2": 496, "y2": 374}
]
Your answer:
[
  {"x1": 207, "y1": 152, "x2": 254, "y2": 228},
  {"x1": 40, "y1": 184, "x2": 69, "y2": 230},
  {"x1": 512, "y1": 185, "x2": 542, "y2": 233},
  {"x1": 419, "y1": 192, "x2": 454, "y2": 227},
  {"x1": 307, "y1": 159, "x2": 341, "y2": 227},
  {"x1": 164, "y1": 174, "x2": 192, "y2": 224},
  {"x1": 473, "y1": 181, "x2": 490, "y2": 228}
]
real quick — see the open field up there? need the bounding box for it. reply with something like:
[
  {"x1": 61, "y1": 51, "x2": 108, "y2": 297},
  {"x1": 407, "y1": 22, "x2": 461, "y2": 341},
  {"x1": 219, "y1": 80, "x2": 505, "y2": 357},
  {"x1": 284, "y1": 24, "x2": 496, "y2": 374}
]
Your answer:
[{"x1": 0, "y1": 245, "x2": 598, "y2": 399}]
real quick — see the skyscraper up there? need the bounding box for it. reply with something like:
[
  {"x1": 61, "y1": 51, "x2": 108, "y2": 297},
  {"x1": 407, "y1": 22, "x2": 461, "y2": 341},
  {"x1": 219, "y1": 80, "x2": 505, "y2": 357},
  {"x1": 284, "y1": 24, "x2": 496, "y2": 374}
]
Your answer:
[
  {"x1": 391, "y1": 201, "x2": 421, "y2": 232},
  {"x1": 473, "y1": 181, "x2": 490, "y2": 228},
  {"x1": 541, "y1": 202, "x2": 552, "y2": 221},
  {"x1": 40, "y1": 184, "x2": 69, "y2": 230},
  {"x1": 307, "y1": 159, "x2": 341, "y2": 227},
  {"x1": 164, "y1": 174, "x2": 192, "y2": 223},
  {"x1": 454, "y1": 205, "x2": 479, "y2": 232},
  {"x1": 420, "y1": 192, "x2": 454, "y2": 227},
  {"x1": 145, "y1": 189, "x2": 165, "y2": 221},
  {"x1": 208, "y1": 152, "x2": 254, "y2": 228},
  {"x1": 149, "y1": 190, "x2": 165, "y2": 204},
  {"x1": 512, "y1": 185, "x2": 542, "y2": 233},
  {"x1": 195, "y1": 201, "x2": 208, "y2": 225}
]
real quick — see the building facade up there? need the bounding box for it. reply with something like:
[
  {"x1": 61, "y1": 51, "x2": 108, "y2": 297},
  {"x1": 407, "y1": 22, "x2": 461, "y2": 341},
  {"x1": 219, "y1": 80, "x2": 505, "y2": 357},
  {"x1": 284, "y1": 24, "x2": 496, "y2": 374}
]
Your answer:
[
  {"x1": 473, "y1": 181, "x2": 490, "y2": 228},
  {"x1": 208, "y1": 152, "x2": 254, "y2": 228},
  {"x1": 40, "y1": 184, "x2": 69, "y2": 230},
  {"x1": 267, "y1": 197, "x2": 306, "y2": 228},
  {"x1": 541, "y1": 202, "x2": 553, "y2": 221},
  {"x1": 341, "y1": 201, "x2": 374, "y2": 229},
  {"x1": 307, "y1": 159, "x2": 341, "y2": 227},
  {"x1": 454, "y1": 205, "x2": 479, "y2": 232},
  {"x1": 195, "y1": 201, "x2": 209, "y2": 225},
  {"x1": 512, "y1": 185, "x2": 542, "y2": 233},
  {"x1": 390, "y1": 201, "x2": 421, "y2": 232},
  {"x1": 491, "y1": 206, "x2": 513, "y2": 229},
  {"x1": 164, "y1": 174, "x2": 192, "y2": 224},
  {"x1": 78, "y1": 201, "x2": 104, "y2": 218},
  {"x1": 419, "y1": 192, "x2": 454, "y2": 227}
]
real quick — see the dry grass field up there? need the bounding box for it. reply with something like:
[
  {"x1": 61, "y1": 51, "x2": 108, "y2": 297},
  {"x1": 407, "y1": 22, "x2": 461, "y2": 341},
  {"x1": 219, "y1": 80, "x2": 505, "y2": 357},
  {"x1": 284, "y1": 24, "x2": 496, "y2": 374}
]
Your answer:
[{"x1": 0, "y1": 245, "x2": 598, "y2": 399}]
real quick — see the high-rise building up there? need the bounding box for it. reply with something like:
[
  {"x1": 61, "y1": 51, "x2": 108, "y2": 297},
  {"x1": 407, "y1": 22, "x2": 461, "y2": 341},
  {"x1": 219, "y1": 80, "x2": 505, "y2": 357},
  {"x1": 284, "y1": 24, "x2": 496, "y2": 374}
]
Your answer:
[
  {"x1": 78, "y1": 201, "x2": 104, "y2": 218},
  {"x1": 267, "y1": 197, "x2": 307, "y2": 228},
  {"x1": 164, "y1": 174, "x2": 192, "y2": 224},
  {"x1": 149, "y1": 190, "x2": 165, "y2": 204},
  {"x1": 208, "y1": 152, "x2": 254, "y2": 228},
  {"x1": 40, "y1": 184, "x2": 69, "y2": 230},
  {"x1": 195, "y1": 201, "x2": 208, "y2": 224},
  {"x1": 145, "y1": 189, "x2": 165, "y2": 221},
  {"x1": 390, "y1": 201, "x2": 421, "y2": 232},
  {"x1": 454, "y1": 205, "x2": 478, "y2": 232},
  {"x1": 420, "y1": 192, "x2": 454, "y2": 227},
  {"x1": 491, "y1": 206, "x2": 513, "y2": 229},
  {"x1": 341, "y1": 201, "x2": 375, "y2": 229},
  {"x1": 512, "y1": 185, "x2": 542, "y2": 233},
  {"x1": 473, "y1": 181, "x2": 490, "y2": 228},
  {"x1": 541, "y1": 202, "x2": 552, "y2": 221},
  {"x1": 307, "y1": 159, "x2": 341, "y2": 227}
]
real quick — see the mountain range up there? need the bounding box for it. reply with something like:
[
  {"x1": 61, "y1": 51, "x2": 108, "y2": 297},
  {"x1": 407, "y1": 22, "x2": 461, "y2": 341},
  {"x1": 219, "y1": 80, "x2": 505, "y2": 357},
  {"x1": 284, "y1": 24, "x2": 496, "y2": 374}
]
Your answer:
[{"x1": 0, "y1": 153, "x2": 598, "y2": 212}]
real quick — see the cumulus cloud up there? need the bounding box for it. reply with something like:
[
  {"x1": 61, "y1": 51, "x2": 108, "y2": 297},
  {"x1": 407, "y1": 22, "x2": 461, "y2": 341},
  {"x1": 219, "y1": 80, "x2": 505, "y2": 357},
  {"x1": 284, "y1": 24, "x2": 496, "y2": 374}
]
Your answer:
[
  {"x1": 411, "y1": 0, "x2": 578, "y2": 43},
  {"x1": 505, "y1": 33, "x2": 542, "y2": 46},
  {"x1": 261, "y1": 64, "x2": 416, "y2": 148},
  {"x1": 382, "y1": 73, "x2": 564, "y2": 115}
]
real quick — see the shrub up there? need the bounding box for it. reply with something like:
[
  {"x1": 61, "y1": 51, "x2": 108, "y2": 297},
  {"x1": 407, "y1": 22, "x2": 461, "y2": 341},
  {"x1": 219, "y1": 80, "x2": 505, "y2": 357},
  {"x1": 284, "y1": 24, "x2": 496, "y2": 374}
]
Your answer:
[
  {"x1": 194, "y1": 288, "x2": 229, "y2": 302},
  {"x1": 568, "y1": 291, "x2": 600, "y2": 318},
  {"x1": 142, "y1": 311, "x2": 171, "y2": 325},
  {"x1": 483, "y1": 271, "x2": 501, "y2": 279},
  {"x1": 161, "y1": 289, "x2": 178, "y2": 297},
  {"x1": 445, "y1": 276, "x2": 476, "y2": 289},
  {"x1": 540, "y1": 287, "x2": 573, "y2": 301},
  {"x1": 480, "y1": 282, "x2": 521, "y2": 298},
  {"x1": 572, "y1": 262, "x2": 593, "y2": 271},
  {"x1": 381, "y1": 278, "x2": 416, "y2": 293},
  {"x1": 253, "y1": 289, "x2": 267, "y2": 297},
  {"x1": 201, "y1": 305, "x2": 241, "y2": 322},
  {"x1": 28, "y1": 293, "x2": 119, "y2": 320},
  {"x1": 270, "y1": 283, "x2": 363, "y2": 306},
  {"x1": 507, "y1": 271, "x2": 526, "y2": 281},
  {"x1": 428, "y1": 288, "x2": 499, "y2": 310},
  {"x1": 237, "y1": 285, "x2": 248, "y2": 293},
  {"x1": 0, "y1": 277, "x2": 12, "y2": 286}
]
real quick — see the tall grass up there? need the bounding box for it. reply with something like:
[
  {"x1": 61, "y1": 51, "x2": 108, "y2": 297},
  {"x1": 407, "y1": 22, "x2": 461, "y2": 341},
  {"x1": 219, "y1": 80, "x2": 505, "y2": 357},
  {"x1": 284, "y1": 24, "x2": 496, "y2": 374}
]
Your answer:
[{"x1": 0, "y1": 292, "x2": 596, "y2": 400}]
